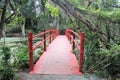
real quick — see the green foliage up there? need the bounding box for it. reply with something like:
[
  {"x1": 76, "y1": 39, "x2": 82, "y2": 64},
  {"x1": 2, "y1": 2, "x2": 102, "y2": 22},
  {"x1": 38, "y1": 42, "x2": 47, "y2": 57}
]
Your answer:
[
  {"x1": 95, "y1": 45, "x2": 120, "y2": 79},
  {"x1": 85, "y1": 44, "x2": 120, "y2": 79},
  {"x1": 0, "y1": 47, "x2": 15, "y2": 80},
  {"x1": 0, "y1": 47, "x2": 11, "y2": 66},
  {"x1": 0, "y1": 67, "x2": 15, "y2": 80},
  {"x1": 19, "y1": 0, "x2": 36, "y2": 19},
  {"x1": 111, "y1": 9, "x2": 120, "y2": 21},
  {"x1": 45, "y1": 2, "x2": 60, "y2": 17},
  {"x1": 83, "y1": 32, "x2": 120, "y2": 80},
  {"x1": 16, "y1": 46, "x2": 29, "y2": 69},
  {"x1": 93, "y1": 9, "x2": 120, "y2": 21},
  {"x1": 41, "y1": 0, "x2": 47, "y2": 11},
  {"x1": 0, "y1": 0, "x2": 4, "y2": 8},
  {"x1": 37, "y1": 13, "x2": 53, "y2": 30},
  {"x1": 102, "y1": 0, "x2": 118, "y2": 10},
  {"x1": 33, "y1": 46, "x2": 44, "y2": 63},
  {"x1": 83, "y1": 32, "x2": 100, "y2": 73},
  {"x1": 68, "y1": 0, "x2": 80, "y2": 7}
]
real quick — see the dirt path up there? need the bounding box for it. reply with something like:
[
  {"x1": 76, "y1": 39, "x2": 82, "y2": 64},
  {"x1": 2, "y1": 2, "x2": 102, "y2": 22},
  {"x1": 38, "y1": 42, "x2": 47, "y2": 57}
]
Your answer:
[{"x1": 17, "y1": 72, "x2": 105, "y2": 80}]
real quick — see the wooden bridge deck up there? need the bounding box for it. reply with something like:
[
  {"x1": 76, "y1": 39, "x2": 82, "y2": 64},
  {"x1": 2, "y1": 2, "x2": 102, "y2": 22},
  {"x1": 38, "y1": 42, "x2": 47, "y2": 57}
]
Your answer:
[{"x1": 30, "y1": 35, "x2": 81, "y2": 75}]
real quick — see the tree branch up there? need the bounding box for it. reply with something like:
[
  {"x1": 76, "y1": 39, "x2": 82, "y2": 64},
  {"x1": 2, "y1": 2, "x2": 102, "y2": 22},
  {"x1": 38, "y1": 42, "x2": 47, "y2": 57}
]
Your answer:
[
  {"x1": 0, "y1": 13, "x2": 15, "y2": 25},
  {"x1": 0, "y1": 0, "x2": 9, "y2": 38},
  {"x1": 9, "y1": 0, "x2": 15, "y2": 11},
  {"x1": 0, "y1": 0, "x2": 8, "y2": 24},
  {"x1": 51, "y1": 0, "x2": 106, "y2": 35},
  {"x1": 50, "y1": 0, "x2": 119, "y2": 46},
  {"x1": 4, "y1": 12, "x2": 15, "y2": 22}
]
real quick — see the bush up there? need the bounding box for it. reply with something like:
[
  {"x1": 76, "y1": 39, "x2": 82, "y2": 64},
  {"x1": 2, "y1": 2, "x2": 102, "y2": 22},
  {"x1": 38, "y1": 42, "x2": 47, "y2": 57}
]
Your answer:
[
  {"x1": 83, "y1": 33, "x2": 100, "y2": 73},
  {"x1": 94, "y1": 45, "x2": 120, "y2": 79},
  {"x1": 0, "y1": 46, "x2": 15, "y2": 80},
  {"x1": 0, "y1": 47, "x2": 11, "y2": 66},
  {"x1": 0, "y1": 67, "x2": 15, "y2": 80},
  {"x1": 16, "y1": 46, "x2": 29, "y2": 69},
  {"x1": 15, "y1": 45, "x2": 43, "y2": 69},
  {"x1": 33, "y1": 46, "x2": 44, "y2": 63}
]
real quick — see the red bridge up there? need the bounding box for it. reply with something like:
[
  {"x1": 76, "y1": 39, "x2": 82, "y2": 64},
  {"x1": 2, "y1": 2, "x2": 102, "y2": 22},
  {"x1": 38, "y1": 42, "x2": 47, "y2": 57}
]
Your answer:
[{"x1": 28, "y1": 29, "x2": 85, "y2": 75}]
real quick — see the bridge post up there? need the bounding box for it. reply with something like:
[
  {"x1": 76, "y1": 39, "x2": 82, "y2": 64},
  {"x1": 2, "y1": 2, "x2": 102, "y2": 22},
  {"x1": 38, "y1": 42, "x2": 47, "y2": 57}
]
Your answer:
[
  {"x1": 53, "y1": 30, "x2": 54, "y2": 40},
  {"x1": 44, "y1": 30, "x2": 46, "y2": 51},
  {"x1": 49, "y1": 30, "x2": 51, "y2": 43},
  {"x1": 72, "y1": 29, "x2": 75, "y2": 50},
  {"x1": 66, "y1": 29, "x2": 69, "y2": 40},
  {"x1": 53, "y1": 30, "x2": 55, "y2": 39},
  {"x1": 28, "y1": 32, "x2": 34, "y2": 71},
  {"x1": 79, "y1": 32, "x2": 85, "y2": 72},
  {"x1": 69, "y1": 34, "x2": 71, "y2": 42}
]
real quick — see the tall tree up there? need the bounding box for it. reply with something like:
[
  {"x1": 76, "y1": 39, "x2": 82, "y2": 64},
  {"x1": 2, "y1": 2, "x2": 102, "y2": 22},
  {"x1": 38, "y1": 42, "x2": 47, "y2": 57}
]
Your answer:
[{"x1": 0, "y1": 0, "x2": 15, "y2": 38}]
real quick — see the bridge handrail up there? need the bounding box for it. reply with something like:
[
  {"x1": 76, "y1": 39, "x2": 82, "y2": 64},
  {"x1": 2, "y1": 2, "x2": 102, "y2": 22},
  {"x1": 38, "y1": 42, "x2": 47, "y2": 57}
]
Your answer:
[
  {"x1": 68, "y1": 34, "x2": 80, "y2": 50},
  {"x1": 33, "y1": 33, "x2": 55, "y2": 51},
  {"x1": 28, "y1": 29, "x2": 59, "y2": 71},
  {"x1": 66, "y1": 29, "x2": 85, "y2": 72},
  {"x1": 33, "y1": 30, "x2": 57, "y2": 38}
]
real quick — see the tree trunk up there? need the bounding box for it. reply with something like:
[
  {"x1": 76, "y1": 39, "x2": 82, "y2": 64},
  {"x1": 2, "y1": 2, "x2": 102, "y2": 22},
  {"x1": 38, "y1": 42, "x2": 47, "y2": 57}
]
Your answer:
[
  {"x1": 21, "y1": 24, "x2": 25, "y2": 37},
  {"x1": 25, "y1": 18, "x2": 32, "y2": 29},
  {"x1": 2, "y1": 23, "x2": 6, "y2": 46},
  {"x1": 0, "y1": 0, "x2": 8, "y2": 39},
  {"x1": 57, "y1": 17, "x2": 59, "y2": 29}
]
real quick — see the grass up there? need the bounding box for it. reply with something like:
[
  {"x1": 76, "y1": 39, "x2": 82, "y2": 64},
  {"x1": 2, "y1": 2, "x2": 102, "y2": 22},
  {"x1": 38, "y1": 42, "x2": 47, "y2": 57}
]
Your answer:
[{"x1": 0, "y1": 37, "x2": 27, "y2": 43}]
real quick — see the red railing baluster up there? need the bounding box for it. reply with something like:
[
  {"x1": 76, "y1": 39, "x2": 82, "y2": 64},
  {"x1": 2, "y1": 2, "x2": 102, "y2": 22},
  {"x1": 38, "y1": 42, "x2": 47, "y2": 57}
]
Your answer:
[
  {"x1": 49, "y1": 30, "x2": 51, "y2": 43},
  {"x1": 52, "y1": 31, "x2": 54, "y2": 41},
  {"x1": 28, "y1": 32, "x2": 34, "y2": 71},
  {"x1": 44, "y1": 30, "x2": 46, "y2": 51},
  {"x1": 69, "y1": 34, "x2": 71, "y2": 42},
  {"x1": 53, "y1": 30, "x2": 55, "y2": 39},
  {"x1": 79, "y1": 32, "x2": 85, "y2": 72},
  {"x1": 65, "y1": 29, "x2": 68, "y2": 38},
  {"x1": 72, "y1": 30, "x2": 75, "y2": 50},
  {"x1": 67, "y1": 29, "x2": 70, "y2": 40}
]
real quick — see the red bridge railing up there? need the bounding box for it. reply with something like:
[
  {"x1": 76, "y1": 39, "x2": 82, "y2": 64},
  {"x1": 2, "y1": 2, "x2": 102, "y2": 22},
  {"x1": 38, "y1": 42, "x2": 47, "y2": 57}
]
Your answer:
[
  {"x1": 66, "y1": 29, "x2": 85, "y2": 72},
  {"x1": 28, "y1": 29, "x2": 59, "y2": 71}
]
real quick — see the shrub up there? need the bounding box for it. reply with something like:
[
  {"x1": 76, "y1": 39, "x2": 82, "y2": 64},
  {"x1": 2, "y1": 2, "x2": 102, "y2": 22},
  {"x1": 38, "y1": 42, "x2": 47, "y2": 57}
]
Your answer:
[
  {"x1": 94, "y1": 45, "x2": 120, "y2": 79},
  {"x1": 15, "y1": 45, "x2": 44, "y2": 69},
  {"x1": 0, "y1": 46, "x2": 15, "y2": 80},
  {"x1": 16, "y1": 46, "x2": 29, "y2": 69},
  {"x1": 33, "y1": 46, "x2": 44, "y2": 63},
  {"x1": 83, "y1": 33, "x2": 100, "y2": 73},
  {"x1": 1, "y1": 47, "x2": 11, "y2": 66},
  {"x1": 0, "y1": 67, "x2": 15, "y2": 80}
]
